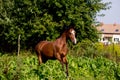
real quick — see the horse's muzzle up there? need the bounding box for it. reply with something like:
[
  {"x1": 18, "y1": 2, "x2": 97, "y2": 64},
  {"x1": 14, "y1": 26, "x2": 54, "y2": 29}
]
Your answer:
[{"x1": 73, "y1": 38, "x2": 77, "y2": 44}]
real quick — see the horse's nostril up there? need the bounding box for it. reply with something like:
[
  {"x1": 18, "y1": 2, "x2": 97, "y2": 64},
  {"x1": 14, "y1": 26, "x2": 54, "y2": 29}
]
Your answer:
[{"x1": 73, "y1": 42, "x2": 76, "y2": 45}]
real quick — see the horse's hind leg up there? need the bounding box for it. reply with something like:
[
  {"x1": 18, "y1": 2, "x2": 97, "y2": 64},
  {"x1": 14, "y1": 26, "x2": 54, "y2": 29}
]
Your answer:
[{"x1": 36, "y1": 51, "x2": 42, "y2": 65}]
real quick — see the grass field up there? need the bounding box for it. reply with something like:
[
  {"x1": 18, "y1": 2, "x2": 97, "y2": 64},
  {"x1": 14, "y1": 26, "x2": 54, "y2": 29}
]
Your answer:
[{"x1": 0, "y1": 50, "x2": 120, "y2": 80}]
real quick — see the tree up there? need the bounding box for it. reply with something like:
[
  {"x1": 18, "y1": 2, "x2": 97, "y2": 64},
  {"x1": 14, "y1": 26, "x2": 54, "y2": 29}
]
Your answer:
[{"x1": 0, "y1": 0, "x2": 111, "y2": 52}]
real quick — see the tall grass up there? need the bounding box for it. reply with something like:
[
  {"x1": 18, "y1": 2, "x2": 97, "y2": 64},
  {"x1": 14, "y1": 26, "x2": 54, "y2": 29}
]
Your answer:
[
  {"x1": 1, "y1": 40, "x2": 120, "y2": 80},
  {"x1": 0, "y1": 51, "x2": 120, "y2": 80}
]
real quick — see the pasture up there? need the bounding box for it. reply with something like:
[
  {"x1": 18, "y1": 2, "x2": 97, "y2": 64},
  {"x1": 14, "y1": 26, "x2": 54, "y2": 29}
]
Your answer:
[{"x1": 0, "y1": 49, "x2": 120, "y2": 80}]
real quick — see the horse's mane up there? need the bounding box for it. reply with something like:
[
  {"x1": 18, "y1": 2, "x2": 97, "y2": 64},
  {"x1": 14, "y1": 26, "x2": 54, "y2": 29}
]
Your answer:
[{"x1": 60, "y1": 23, "x2": 75, "y2": 36}]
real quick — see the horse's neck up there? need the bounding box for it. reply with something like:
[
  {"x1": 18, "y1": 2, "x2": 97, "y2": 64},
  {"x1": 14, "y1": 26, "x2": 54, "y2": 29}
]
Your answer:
[
  {"x1": 55, "y1": 32, "x2": 67, "y2": 46},
  {"x1": 60, "y1": 33, "x2": 67, "y2": 43}
]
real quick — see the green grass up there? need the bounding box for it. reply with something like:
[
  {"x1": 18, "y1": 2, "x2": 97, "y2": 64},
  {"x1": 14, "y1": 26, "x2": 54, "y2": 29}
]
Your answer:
[{"x1": 0, "y1": 51, "x2": 120, "y2": 80}]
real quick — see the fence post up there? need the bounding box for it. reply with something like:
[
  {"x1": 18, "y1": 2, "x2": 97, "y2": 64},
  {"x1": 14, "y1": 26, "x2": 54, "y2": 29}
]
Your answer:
[{"x1": 18, "y1": 34, "x2": 21, "y2": 56}]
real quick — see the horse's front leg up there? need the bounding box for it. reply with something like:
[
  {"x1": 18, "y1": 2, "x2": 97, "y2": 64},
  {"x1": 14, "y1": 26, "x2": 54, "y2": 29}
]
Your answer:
[
  {"x1": 55, "y1": 53, "x2": 65, "y2": 71},
  {"x1": 63, "y1": 57, "x2": 68, "y2": 77}
]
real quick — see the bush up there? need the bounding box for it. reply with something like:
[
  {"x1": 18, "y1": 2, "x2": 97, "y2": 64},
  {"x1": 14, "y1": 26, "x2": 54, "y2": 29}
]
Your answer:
[
  {"x1": 70, "y1": 39, "x2": 103, "y2": 58},
  {"x1": 70, "y1": 39, "x2": 120, "y2": 63}
]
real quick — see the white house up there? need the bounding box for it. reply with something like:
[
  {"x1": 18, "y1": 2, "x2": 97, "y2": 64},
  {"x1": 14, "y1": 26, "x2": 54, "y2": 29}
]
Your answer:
[{"x1": 96, "y1": 23, "x2": 120, "y2": 45}]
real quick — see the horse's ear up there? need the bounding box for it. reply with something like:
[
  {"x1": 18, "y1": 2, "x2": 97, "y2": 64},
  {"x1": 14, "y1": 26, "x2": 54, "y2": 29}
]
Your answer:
[
  {"x1": 63, "y1": 23, "x2": 75, "y2": 30},
  {"x1": 69, "y1": 23, "x2": 75, "y2": 29},
  {"x1": 63, "y1": 24, "x2": 69, "y2": 30}
]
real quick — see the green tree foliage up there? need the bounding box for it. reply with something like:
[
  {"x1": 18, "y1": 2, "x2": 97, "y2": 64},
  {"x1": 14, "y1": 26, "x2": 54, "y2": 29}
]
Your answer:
[{"x1": 0, "y1": 0, "x2": 111, "y2": 52}]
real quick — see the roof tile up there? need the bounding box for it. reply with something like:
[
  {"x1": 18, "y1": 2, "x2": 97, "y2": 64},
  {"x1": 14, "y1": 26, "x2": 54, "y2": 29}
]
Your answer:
[{"x1": 97, "y1": 24, "x2": 120, "y2": 33}]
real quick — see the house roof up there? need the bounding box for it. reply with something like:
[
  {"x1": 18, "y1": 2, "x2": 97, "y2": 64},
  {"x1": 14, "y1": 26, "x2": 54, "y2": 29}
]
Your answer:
[{"x1": 96, "y1": 23, "x2": 120, "y2": 34}]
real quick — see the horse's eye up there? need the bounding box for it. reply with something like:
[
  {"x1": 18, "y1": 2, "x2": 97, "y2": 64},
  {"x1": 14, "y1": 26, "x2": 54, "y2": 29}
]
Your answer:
[{"x1": 69, "y1": 32, "x2": 72, "y2": 34}]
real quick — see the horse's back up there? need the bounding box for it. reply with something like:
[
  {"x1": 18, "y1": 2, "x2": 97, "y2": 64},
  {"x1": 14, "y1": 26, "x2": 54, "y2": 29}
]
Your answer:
[{"x1": 35, "y1": 41, "x2": 49, "y2": 52}]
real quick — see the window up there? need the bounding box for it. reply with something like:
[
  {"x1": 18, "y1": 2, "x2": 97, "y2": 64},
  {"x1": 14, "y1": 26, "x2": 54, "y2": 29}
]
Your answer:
[
  {"x1": 115, "y1": 29, "x2": 119, "y2": 32},
  {"x1": 114, "y1": 38, "x2": 119, "y2": 42},
  {"x1": 101, "y1": 29, "x2": 104, "y2": 32},
  {"x1": 103, "y1": 38, "x2": 105, "y2": 41}
]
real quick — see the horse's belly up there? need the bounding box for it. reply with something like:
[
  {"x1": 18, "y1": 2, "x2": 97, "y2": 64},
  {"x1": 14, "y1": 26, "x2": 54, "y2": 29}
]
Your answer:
[{"x1": 41, "y1": 43, "x2": 55, "y2": 58}]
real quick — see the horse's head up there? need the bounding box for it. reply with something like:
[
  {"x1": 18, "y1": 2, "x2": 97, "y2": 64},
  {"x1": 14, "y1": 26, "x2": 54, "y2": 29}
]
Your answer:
[{"x1": 67, "y1": 27, "x2": 77, "y2": 44}]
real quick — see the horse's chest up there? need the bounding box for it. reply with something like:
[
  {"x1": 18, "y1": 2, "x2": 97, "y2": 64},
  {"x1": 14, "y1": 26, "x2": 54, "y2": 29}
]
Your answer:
[{"x1": 56, "y1": 44, "x2": 68, "y2": 56}]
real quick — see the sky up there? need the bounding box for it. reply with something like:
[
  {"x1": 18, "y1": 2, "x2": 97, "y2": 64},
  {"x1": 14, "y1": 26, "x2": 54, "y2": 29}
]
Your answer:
[{"x1": 96, "y1": 0, "x2": 120, "y2": 24}]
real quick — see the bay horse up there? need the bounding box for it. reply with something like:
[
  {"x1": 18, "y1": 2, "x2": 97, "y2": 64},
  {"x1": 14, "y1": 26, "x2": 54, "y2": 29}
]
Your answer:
[{"x1": 35, "y1": 26, "x2": 77, "y2": 76}]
